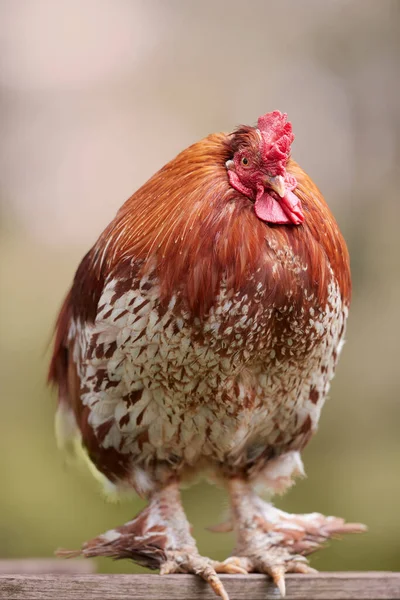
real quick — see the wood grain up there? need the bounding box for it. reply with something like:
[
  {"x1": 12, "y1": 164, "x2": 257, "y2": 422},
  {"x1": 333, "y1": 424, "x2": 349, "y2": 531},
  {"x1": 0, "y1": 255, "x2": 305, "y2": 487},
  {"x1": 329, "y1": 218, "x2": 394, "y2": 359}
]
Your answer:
[
  {"x1": 0, "y1": 572, "x2": 399, "y2": 600},
  {"x1": 0, "y1": 559, "x2": 95, "y2": 575}
]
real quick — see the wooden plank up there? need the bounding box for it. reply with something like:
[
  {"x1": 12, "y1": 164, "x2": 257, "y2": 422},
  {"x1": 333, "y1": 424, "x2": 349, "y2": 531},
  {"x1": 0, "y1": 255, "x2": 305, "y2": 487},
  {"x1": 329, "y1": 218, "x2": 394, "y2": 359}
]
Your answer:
[
  {"x1": 0, "y1": 559, "x2": 95, "y2": 575},
  {"x1": 0, "y1": 572, "x2": 399, "y2": 600}
]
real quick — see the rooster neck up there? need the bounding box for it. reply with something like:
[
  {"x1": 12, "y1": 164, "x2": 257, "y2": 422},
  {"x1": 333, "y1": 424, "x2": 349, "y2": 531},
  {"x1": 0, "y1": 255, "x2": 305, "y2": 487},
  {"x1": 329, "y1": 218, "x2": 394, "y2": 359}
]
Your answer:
[{"x1": 69, "y1": 144, "x2": 350, "y2": 325}]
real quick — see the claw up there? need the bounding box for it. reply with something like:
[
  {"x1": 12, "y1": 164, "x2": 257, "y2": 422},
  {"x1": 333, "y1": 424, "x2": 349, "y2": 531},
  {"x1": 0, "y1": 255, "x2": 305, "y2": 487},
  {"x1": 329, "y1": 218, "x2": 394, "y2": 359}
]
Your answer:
[
  {"x1": 222, "y1": 564, "x2": 248, "y2": 575},
  {"x1": 214, "y1": 560, "x2": 248, "y2": 575},
  {"x1": 288, "y1": 560, "x2": 317, "y2": 574},
  {"x1": 205, "y1": 573, "x2": 230, "y2": 600},
  {"x1": 181, "y1": 556, "x2": 230, "y2": 600},
  {"x1": 276, "y1": 576, "x2": 286, "y2": 598},
  {"x1": 159, "y1": 560, "x2": 177, "y2": 575},
  {"x1": 268, "y1": 566, "x2": 286, "y2": 597}
]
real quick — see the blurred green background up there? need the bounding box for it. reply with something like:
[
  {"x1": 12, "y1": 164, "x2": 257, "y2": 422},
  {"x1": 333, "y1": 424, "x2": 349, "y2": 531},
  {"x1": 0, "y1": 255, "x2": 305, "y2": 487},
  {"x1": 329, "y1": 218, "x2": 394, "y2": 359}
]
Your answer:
[{"x1": 1, "y1": 0, "x2": 399, "y2": 574}]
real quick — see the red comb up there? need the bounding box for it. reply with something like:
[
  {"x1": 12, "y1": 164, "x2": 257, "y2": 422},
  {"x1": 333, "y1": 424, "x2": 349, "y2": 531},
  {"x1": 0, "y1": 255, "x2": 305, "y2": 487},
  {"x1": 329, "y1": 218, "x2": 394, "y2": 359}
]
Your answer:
[{"x1": 257, "y1": 111, "x2": 294, "y2": 176}]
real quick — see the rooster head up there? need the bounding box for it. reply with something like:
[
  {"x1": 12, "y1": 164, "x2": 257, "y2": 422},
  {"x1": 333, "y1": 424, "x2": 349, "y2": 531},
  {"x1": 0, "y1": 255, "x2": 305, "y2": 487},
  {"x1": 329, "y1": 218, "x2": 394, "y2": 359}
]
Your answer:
[{"x1": 226, "y1": 111, "x2": 304, "y2": 225}]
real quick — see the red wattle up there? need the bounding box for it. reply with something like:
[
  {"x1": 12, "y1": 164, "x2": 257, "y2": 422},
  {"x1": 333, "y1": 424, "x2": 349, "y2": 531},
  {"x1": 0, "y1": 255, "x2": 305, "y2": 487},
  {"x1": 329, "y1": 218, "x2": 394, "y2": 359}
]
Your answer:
[
  {"x1": 280, "y1": 190, "x2": 305, "y2": 224},
  {"x1": 254, "y1": 192, "x2": 293, "y2": 224},
  {"x1": 254, "y1": 185, "x2": 304, "y2": 225}
]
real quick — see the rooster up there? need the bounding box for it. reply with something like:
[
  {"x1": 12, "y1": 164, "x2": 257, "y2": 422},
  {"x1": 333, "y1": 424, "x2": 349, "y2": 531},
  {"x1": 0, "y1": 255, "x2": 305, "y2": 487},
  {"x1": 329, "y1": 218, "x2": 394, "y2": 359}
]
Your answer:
[{"x1": 49, "y1": 111, "x2": 365, "y2": 599}]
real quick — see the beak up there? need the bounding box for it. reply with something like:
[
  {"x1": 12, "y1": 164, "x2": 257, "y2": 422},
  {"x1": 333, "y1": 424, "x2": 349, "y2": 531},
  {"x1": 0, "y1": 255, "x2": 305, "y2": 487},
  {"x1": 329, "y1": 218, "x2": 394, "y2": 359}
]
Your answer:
[{"x1": 265, "y1": 175, "x2": 286, "y2": 198}]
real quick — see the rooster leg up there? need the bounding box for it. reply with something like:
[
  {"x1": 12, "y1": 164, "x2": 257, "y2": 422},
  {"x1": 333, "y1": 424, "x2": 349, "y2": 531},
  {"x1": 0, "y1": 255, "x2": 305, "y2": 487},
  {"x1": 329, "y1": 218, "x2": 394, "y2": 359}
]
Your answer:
[
  {"x1": 57, "y1": 480, "x2": 240, "y2": 600},
  {"x1": 220, "y1": 478, "x2": 366, "y2": 597}
]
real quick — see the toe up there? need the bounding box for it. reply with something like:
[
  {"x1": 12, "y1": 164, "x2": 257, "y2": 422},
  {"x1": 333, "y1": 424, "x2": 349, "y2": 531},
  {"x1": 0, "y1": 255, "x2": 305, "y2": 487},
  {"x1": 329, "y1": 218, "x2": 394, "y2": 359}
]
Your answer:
[
  {"x1": 286, "y1": 560, "x2": 317, "y2": 574},
  {"x1": 192, "y1": 560, "x2": 230, "y2": 600},
  {"x1": 214, "y1": 560, "x2": 248, "y2": 575},
  {"x1": 205, "y1": 572, "x2": 230, "y2": 600},
  {"x1": 221, "y1": 556, "x2": 253, "y2": 572},
  {"x1": 162, "y1": 552, "x2": 230, "y2": 600},
  {"x1": 266, "y1": 566, "x2": 286, "y2": 597},
  {"x1": 159, "y1": 560, "x2": 178, "y2": 575}
]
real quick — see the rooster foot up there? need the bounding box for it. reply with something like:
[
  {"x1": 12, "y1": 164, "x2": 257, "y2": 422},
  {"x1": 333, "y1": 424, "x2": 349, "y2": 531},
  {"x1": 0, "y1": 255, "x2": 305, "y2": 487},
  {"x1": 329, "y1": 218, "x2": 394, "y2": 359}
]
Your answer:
[
  {"x1": 161, "y1": 550, "x2": 246, "y2": 600},
  {"x1": 221, "y1": 504, "x2": 366, "y2": 597},
  {"x1": 221, "y1": 549, "x2": 315, "y2": 597},
  {"x1": 224, "y1": 479, "x2": 366, "y2": 597},
  {"x1": 56, "y1": 481, "x2": 239, "y2": 600}
]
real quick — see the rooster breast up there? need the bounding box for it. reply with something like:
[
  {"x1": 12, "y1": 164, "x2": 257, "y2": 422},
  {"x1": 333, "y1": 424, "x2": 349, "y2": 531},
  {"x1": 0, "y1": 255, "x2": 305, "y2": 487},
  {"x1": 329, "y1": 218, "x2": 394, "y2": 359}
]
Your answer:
[{"x1": 65, "y1": 250, "x2": 346, "y2": 493}]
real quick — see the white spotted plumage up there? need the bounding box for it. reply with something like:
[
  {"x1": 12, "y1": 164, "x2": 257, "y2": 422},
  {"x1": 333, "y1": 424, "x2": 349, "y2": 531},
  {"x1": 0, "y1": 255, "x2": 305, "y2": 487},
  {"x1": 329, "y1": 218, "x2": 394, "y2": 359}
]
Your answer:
[{"x1": 62, "y1": 258, "x2": 346, "y2": 495}]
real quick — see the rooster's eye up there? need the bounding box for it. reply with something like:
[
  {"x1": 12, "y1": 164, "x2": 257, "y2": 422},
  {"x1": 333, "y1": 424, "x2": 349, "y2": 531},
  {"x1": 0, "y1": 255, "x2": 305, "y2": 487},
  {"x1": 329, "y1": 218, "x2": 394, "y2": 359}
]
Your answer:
[{"x1": 241, "y1": 157, "x2": 249, "y2": 166}]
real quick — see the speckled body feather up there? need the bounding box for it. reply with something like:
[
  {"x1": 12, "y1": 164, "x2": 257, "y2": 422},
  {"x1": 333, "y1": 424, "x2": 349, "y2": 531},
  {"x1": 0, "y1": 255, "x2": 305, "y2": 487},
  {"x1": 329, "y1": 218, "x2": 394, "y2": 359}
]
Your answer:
[{"x1": 49, "y1": 129, "x2": 351, "y2": 498}]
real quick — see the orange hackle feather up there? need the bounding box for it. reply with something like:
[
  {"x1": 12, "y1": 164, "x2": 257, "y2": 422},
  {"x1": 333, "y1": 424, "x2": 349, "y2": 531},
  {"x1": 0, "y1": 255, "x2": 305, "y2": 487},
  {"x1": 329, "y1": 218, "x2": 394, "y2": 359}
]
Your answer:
[{"x1": 50, "y1": 131, "x2": 350, "y2": 332}]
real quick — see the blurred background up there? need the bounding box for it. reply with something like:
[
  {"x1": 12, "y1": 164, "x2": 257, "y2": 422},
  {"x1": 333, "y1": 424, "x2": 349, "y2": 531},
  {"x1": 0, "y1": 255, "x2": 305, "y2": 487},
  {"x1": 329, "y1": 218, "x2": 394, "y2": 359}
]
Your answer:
[{"x1": 1, "y1": 0, "x2": 399, "y2": 574}]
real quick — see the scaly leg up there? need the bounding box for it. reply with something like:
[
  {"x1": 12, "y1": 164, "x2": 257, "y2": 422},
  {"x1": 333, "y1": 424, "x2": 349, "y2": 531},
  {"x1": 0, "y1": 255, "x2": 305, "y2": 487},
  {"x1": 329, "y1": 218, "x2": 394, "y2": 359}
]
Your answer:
[
  {"x1": 221, "y1": 478, "x2": 366, "y2": 597},
  {"x1": 57, "y1": 481, "x2": 243, "y2": 600}
]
